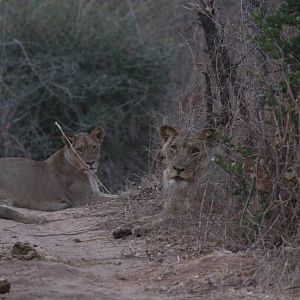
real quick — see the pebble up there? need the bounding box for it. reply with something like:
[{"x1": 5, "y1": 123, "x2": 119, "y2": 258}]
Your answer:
[{"x1": 0, "y1": 278, "x2": 10, "y2": 294}]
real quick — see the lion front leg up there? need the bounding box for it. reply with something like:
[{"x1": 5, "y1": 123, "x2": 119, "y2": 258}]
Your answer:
[{"x1": 46, "y1": 200, "x2": 73, "y2": 211}]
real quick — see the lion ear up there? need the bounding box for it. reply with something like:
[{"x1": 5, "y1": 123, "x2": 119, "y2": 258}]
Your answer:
[
  {"x1": 90, "y1": 127, "x2": 105, "y2": 143},
  {"x1": 160, "y1": 125, "x2": 178, "y2": 142},
  {"x1": 62, "y1": 132, "x2": 75, "y2": 147}
]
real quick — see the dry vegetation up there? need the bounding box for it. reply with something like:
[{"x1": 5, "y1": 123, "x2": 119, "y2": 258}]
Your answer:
[
  {"x1": 168, "y1": 0, "x2": 300, "y2": 295},
  {"x1": 0, "y1": 0, "x2": 300, "y2": 298}
]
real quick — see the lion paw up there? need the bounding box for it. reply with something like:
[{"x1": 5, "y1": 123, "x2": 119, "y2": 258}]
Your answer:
[
  {"x1": 34, "y1": 216, "x2": 47, "y2": 225},
  {"x1": 23, "y1": 215, "x2": 47, "y2": 225}
]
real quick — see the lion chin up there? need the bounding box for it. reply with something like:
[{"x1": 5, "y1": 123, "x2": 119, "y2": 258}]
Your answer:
[{"x1": 167, "y1": 177, "x2": 189, "y2": 189}]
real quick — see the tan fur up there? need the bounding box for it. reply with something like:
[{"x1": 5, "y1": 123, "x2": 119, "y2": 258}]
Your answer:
[
  {"x1": 113, "y1": 125, "x2": 225, "y2": 238},
  {"x1": 0, "y1": 128, "x2": 117, "y2": 224}
]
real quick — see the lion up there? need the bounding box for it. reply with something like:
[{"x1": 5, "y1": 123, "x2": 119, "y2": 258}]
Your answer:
[
  {"x1": 113, "y1": 125, "x2": 225, "y2": 238},
  {"x1": 0, "y1": 127, "x2": 116, "y2": 224}
]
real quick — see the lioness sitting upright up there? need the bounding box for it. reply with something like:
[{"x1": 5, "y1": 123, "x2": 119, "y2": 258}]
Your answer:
[
  {"x1": 113, "y1": 125, "x2": 225, "y2": 238},
  {"x1": 0, "y1": 127, "x2": 115, "y2": 224}
]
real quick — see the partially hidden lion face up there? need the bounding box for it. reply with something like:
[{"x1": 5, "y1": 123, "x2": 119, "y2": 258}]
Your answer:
[
  {"x1": 62, "y1": 128, "x2": 105, "y2": 171},
  {"x1": 160, "y1": 125, "x2": 216, "y2": 190}
]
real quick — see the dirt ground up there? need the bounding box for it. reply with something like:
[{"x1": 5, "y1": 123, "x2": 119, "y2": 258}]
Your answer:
[{"x1": 0, "y1": 189, "x2": 287, "y2": 300}]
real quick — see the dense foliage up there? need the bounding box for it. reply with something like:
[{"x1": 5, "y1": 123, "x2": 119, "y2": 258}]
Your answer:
[
  {"x1": 0, "y1": 1, "x2": 172, "y2": 190},
  {"x1": 253, "y1": 0, "x2": 300, "y2": 91},
  {"x1": 234, "y1": 0, "x2": 300, "y2": 240}
]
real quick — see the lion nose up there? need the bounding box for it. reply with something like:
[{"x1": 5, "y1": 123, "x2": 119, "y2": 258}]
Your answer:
[
  {"x1": 86, "y1": 161, "x2": 95, "y2": 168},
  {"x1": 173, "y1": 166, "x2": 185, "y2": 174}
]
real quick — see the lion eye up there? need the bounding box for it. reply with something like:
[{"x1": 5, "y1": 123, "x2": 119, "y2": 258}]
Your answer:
[
  {"x1": 170, "y1": 145, "x2": 177, "y2": 152},
  {"x1": 91, "y1": 145, "x2": 97, "y2": 152}
]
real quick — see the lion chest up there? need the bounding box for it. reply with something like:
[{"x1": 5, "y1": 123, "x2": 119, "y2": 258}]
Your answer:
[{"x1": 62, "y1": 173, "x2": 93, "y2": 201}]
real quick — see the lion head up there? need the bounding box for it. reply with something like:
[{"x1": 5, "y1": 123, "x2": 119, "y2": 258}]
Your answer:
[
  {"x1": 160, "y1": 125, "x2": 216, "y2": 190},
  {"x1": 62, "y1": 127, "x2": 105, "y2": 171},
  {"x1": 159, "y1": 125, "x2": 219, "y2": 215}
]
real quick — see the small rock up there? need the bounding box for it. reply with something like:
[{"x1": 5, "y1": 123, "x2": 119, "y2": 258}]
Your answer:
[
  {"x1": 0, "y1": 278, "x2": 10, "y2": 294},
  {"x1": 112, "y1": 226, "x2": 132, "y2": 239},
  {"x1": 115, "y1": 273, "x2": 126, "y2": 281}
]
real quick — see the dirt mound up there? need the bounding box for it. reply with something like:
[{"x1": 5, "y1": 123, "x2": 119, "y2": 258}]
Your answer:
[{"x1": 11, "y1": 242, "x2": 42, "y2": 260}]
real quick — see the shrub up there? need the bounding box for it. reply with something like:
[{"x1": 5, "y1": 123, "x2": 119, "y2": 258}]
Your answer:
[
  {"x1": 0, "y1": 0, "x2": 172, "y2": 190},
  {"x1": 217, "y1": 0, "x2": 300, "y2": 243}
]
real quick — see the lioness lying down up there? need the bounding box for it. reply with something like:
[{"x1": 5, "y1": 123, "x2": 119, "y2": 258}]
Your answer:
[
  {"x1": 0, "y1": 127, "x2": 115, "y2": 224},
  {"x1": 113, "y1": 125, "x2": 225, "y2": 238}
]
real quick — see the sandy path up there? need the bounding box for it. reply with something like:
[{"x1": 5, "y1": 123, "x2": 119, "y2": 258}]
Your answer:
[{"x1": 0, "y1": 202, "x2": 278, "y2": 300}]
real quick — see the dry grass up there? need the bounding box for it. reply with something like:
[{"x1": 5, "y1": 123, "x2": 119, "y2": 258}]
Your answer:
[{"x1": 153, "y1": 0, "x2": 300, "y2": 294}]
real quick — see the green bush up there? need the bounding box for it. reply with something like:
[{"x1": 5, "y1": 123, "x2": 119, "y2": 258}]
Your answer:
[
  {"x1": 211, "y1": 1, "x2": 300, "y2": 243},
  {"x1": 0, "y1": 0, "x2": 172, "y2": 190},
  {"x1": 222, "y1": 0, "x2": 300, "y2": 239},
  {"x1": 253, "y1": 0, "x2": 300, "y2": 92}
]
